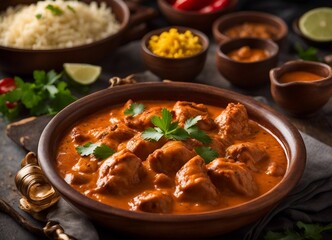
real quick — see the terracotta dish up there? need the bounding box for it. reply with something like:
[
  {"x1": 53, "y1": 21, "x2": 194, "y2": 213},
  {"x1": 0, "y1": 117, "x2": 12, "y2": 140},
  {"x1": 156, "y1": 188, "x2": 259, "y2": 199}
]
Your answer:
[
  {"x1": 157, "y1": 0, "x2": 238, "y2": 33},
  {"x1": 38, "y1": 82, "x2": 306, "y2": 239},
  {"x1": 141, "y1": 26, "x2": 209, "y2": 81},
  {"x1": 270, "y1": 60, "x2": 332, "y2": 116},
  {"x1": 212, "y1": 11, "x2": 288, "y2": 48},
  {"x1": 216, "y1": 38, "x2": 279, "y2": 87},
  {"x1": 0, "y1": 0, "x2": 140, "y2": 74}
]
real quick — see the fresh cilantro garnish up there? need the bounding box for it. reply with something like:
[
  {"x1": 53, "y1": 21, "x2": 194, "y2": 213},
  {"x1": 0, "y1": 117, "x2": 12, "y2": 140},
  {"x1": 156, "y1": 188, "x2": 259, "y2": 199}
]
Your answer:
[
  {"x1": 67, "y1": 5, "x2": 76, "y2": 13},
  {"x1": 0, "y1": 70, "x2": 77, "y2": 121},
  {"x1": 35, "y1": 14, "x2": 42, "y2": 19},
  {"x1": 76, "y1": 142, "x2": 115, "y2": 160},
  {"x1": 195, "y1": 147, "x2": 218, "y2": 164},
  {"x1": 294, "y1": 42, "x2": 321, "y2": 62},
  {"x1": 46, "y1": 4, "x2": 63, "y2": 16},
  {"x1": 93, "y1": 145, "x2": 115, "y2": 159},
  {"x1": 142, "y1": 108, "x2": 189, "y2": 141},
  {"x1": 124, "y1": 103, "x2": 145, "y2": 117},
  {"x1": 184, "y1": 116, "x2": 211, "y2": 144},
  {"x1": 264, "y1": 221, "x2": 332, "y2": 240}
]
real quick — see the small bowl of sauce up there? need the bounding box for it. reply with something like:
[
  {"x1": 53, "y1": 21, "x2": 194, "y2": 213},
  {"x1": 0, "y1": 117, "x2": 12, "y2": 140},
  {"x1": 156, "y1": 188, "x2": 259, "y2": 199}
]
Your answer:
[{"x1": 270, "y1": 60, "x2": 332, "y2": 116}]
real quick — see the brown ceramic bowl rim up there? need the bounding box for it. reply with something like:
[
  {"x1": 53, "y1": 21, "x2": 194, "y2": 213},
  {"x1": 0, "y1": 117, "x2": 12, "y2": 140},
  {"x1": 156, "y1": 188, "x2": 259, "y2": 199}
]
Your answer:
[
  {"x1": 141, "y1": 26, "x2": 209, "y2": 60},
  {"x1": 0, "y1": 0, "x2": 130, "y2": 53},
  {"x1": 217, "y1": 37, "x2": 279, "y2": 64},
  {"x1": 270, "y1": 60, "x2": 332, "y2": 86},
  {"x1": 157, "y1": 0, "x2": 238, "y2": 16},
  {"x1": 212, "y1": 10, "x2": 288, "y2": 42},
  {"x1": 38, "y1": 82, "x2": 306, "y2": 222}
]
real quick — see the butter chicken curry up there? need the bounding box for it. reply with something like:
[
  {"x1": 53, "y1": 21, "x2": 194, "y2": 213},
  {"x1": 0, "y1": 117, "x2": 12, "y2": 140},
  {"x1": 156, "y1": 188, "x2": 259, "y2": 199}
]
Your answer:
[{"x1": 56, "y1": 100, "x2": 287, "y2": 214}]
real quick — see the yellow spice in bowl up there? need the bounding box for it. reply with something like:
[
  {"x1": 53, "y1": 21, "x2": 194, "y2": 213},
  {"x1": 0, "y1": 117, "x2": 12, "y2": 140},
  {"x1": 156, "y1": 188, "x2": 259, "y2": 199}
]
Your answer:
[{"x1": 148, "y1": 28, "x2": 202, "y2": 58}]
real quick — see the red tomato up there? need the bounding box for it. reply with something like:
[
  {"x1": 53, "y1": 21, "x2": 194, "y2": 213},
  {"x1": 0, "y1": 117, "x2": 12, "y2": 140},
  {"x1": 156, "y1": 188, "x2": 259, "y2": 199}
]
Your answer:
[
  {"x1": 173, "y1": 0, "x2": 212, "y2": 11},
  {"x1": 199, "y1": 0, "x2": 230, "y2": 13},
  {"x1": 5, "y1": 101, "x2": 18, "y2": 109},
  {"x1": 0, "y1": 78, "x2": 16, "y2": 94}
]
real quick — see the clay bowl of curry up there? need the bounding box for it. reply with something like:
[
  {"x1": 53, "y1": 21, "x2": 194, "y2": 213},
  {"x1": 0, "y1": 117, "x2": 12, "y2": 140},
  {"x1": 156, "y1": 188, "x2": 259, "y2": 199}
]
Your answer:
[
  {"x1": 141, "y1": 26, "x2": 209, "y2": 81},
  {"x1": 38, "y1": 82, "x2": 306, "y2": 239},
  {"x1": 157, "y1": 0, "x2": 238, "y2": 33},
  {"x1": 0, "y1": 0, "x2": 130, "y2": 74},
  {"x1": 212, "y1": 11, "x2": 288, "y2": 48},
  {"x1": 216, "y1": 37, "x2": 279, "y2": 87},
  {"x1": 270, "y1": 60, "x2": 332, "y2": 116}
]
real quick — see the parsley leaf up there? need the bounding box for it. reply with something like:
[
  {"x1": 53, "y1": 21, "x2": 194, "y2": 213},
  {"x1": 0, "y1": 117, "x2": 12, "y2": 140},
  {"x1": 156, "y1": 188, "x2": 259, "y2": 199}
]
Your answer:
[
  {"x1": 67, "y1": 5, "x2": 76, "y2": 13},
  {"x1": 46, "y1": 4, "x2": 63, "y2": 16},
  {"x1": 124, "y1": 103, "x2": 145, "y2": 117},
  {"x1": 94, "y1": 145, "x2": 115, "y2": 159},
  {"x1": 35, "y1": 14, "x2": 42, "y2": 19},
  {"x1": 294, "y1": 42, "x2": 320, "y2": 62},
  {"x1": 76, "y1": 142, "x2": 115, "y2": 160},
  {"x1": 76, "y1": 142, "x2": 99, "y2": 156},
  {"x1": 184, "y1": 116, "x2": 211, "y2": 144},
  {"x1": 0, "y1": 70, "x2": 77, "y2": 121},
  {"x1": 264, "y1": 221, "x2": 332, "y2": 240},
  {"x1": 142, "y1": 108, "x2": 190, "y2": 141},
  {"x1": 195, "y1": 147, "x2": 218, "y2": 164}
]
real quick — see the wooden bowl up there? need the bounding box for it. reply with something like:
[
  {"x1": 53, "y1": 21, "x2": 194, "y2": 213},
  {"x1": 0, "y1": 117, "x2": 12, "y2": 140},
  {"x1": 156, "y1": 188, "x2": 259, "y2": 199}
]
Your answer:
[
  {"x1": 157, "y1": 0, "x2": 238, "y2": 33},
  {"x1": 0, "y1": 0, "x2": 130, "y2": 74},
  {"x1": 216, "y1": 38, "x2": 279, "y2": 87},
  {"x1": 212, "y1": 11, "x2": 288, "y2": 48},
  {"x1": 270, "y1": 60, "x2": 332, "y2": 116},
  {"x1": 38, "y1": 82, "x2": 306, "y2": 239},
  {"x1": 141, "y1": 26, "x2": 209, "y2": 81}
]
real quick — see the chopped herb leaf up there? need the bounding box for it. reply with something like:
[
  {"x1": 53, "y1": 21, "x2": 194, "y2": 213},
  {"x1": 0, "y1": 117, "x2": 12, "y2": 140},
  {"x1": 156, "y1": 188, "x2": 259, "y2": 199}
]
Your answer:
[
  {"x1": 142, "y1": 108, "x2": 190, "y2": 141},
  {"x1": 46, "y1": 4, "x2": 63, "y2": 16},
  {"x1": 76, "y1": 142, "x2": 115, "y2": 159},
  {"x1": 124, "y1": 103, "x2": 145, "y2": 117},
  {"x1": 195, "y1": 147, "x2": 218, "y2": 164},
  {"x1": 36, "y1": 14, "x2": 42, "y2": 19},
  {"x1": 76, "y1": 142, "x2": 99, "y2": 156},
  {"x1": 264, "y1": 221, "x2": 332, "y2": 240},
  {"x1": 67, "y1": 5, "x2": 76, "y2": 13},
  {"x1": 94, "y1": 144, "x2": 115, "y2": 159},
  {"x1": 294, "y1": 42, "x2": 320, "y2": 61},
  {"x1": 184, "y1": 116, "x2": 211, "y2": 144}
]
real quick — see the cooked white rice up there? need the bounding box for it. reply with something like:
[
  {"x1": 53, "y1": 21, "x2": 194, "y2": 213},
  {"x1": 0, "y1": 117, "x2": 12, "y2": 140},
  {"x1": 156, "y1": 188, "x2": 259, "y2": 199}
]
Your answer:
[{"x1": 0, "y1": 0, "x2": 120, "y2": 49}]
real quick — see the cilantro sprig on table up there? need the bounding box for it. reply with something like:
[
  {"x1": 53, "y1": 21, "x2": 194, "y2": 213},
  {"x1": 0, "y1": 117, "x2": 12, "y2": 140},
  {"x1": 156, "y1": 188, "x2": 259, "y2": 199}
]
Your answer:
[
  {"x1": 124, "y1": 103, "x2": 145, "y2": 117},
  {"x1": 264, "y1": 221, "x2": 332, "y2": 240},
  {"x1": 76, "y1": 142, "x2": 115, "y2": 160},
  {"x1": 0, "y1": 70, "x2": 77, "y2": 121}
]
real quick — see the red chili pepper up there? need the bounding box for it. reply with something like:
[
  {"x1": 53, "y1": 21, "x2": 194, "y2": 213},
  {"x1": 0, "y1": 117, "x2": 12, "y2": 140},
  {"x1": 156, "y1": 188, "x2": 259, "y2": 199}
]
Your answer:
[
  {"x1": 199, "y1": 0, "x2": 230, "y2": 13},
  {"x1": 0, "y1": 78, "x2": 16, "y2": 94},
  {"x1": 173, "y1": 0, "x2": 213, "y2": 11},
  {"x1": 0, "y1": 78, "x2": 17, "y2": 109}
]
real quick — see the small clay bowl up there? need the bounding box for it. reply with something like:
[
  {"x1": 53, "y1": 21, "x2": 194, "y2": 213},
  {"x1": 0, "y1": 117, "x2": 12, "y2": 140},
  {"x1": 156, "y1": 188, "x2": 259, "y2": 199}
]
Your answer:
[
  {"x1": 216, "y1": 38, "x2": 279, "y2": 88},
  {"x1": 270, "y1": 60, "x2": 332, "y2": 116},
  {"x1": 141, "y1": 26, "x2": 209, "y2": 82},
  {"x1": 212, "y1": 11, "x2": 288, "y2": 48},
  {"x1": 157, "y1": 0, "x2": 238, "y2": 33}
]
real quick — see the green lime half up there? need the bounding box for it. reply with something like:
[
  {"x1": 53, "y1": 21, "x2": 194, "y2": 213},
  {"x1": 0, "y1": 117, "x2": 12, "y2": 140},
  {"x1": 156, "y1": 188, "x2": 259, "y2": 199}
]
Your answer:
[
  {"x1": 64, "y1": 63, "x2": 102, "y2": 85},
  {"x1": 299, "y1": 7, "x2": 332, "y2": 42}
]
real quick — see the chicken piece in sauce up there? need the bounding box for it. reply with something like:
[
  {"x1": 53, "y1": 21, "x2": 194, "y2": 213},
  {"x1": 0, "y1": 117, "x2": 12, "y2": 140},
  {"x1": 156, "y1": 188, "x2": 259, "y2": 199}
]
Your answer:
[
  {"x1": 72, "y1": 157, "x2": 99, "y2": 173},
  {"x1": 172, "y1": 101, "x2": 216, "y2": 131},
  {"x1": 94, "y1": 149, "x2": 145, "y2": 195},
  {"x1": 226, "y1": 142, "x2": 268, "y2": 171},
  {"x1": 130, "y1": 190, "x2": 174, "y2": 213},
  {"x1": 70, "y1": 126, "x2": 92, "y2": 144},
  {"x1": 174, "y1": 156, "x2": 219, "y2": 205},
  {"x1": 215, "y1": 103, "x2": 253, "y2": 140},
  {"x1": 96, "y1": 122, "x2": 137, "y2": 145},
  {"x1": 154, "y1": 173, "x2": 174, "y2": 189},
  {"x1": 207, "y1": 158, "x2": 257, "y2": 196},
  {"x1": 147, "y1": 141, "x2": 196, "y2": 175},
  {"x1": 126, "y1": 133, "x2": 167, "y2": 160}
]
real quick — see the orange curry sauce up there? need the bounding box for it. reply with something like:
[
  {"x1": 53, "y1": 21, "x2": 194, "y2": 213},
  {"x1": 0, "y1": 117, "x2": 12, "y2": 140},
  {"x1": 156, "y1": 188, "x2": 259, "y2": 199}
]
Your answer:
[
  {"x1": 56, "y1": 101, "x2": 287, "y2": 214},
  {"x1": 279, "y1": 71, "x2": 324, "y2": 83}
]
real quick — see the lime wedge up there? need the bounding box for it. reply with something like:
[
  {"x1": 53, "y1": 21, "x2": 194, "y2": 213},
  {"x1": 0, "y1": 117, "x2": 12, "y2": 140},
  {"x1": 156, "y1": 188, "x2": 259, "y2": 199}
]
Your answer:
[
  {"x1": 299, "y1": 7, "x2": 332, "y2": 42},
  {"x1": 63, "y1": 63, "x2": 102, "y2": 85}
]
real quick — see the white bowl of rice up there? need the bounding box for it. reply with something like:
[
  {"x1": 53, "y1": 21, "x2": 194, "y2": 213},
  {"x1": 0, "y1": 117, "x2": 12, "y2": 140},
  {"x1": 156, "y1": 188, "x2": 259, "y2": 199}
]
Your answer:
[{"x1": 0, "y1": 0, "x2": 130, "y2": 74}]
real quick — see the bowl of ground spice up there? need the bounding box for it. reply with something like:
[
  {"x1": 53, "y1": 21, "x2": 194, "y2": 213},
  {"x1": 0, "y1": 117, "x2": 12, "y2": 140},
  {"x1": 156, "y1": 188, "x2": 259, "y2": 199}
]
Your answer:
[{"x1": 141, "y1": 26, "x2": 209, "y2": 81}]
